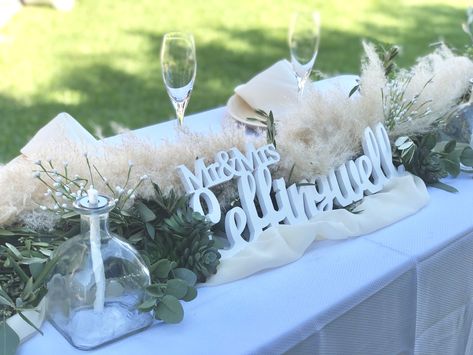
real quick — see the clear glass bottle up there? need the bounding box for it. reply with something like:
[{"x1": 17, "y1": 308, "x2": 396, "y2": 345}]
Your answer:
[{"x1": 46, "y1": 189, "x2": 153, "y2": 350}]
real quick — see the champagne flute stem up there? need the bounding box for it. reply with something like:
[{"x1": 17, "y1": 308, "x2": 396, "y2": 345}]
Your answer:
[
  {"x1": 174, "y1": 100, "x2": 187, "y2": 126},
  {"x1": 296, "y1": 75, "x2": 306, "y2": 99},
  {"x1": 296, "y1": 71, "x2": 311, "y2": 100}
]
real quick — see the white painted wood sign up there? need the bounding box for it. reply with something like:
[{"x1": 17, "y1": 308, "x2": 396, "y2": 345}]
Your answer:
[{"x1": 177, "y1": 123, "x2": 398, "y2": 258}]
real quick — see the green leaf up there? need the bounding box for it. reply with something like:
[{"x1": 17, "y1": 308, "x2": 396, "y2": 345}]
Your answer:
[
  {"x1": 182, "y1": 286, "x2": 198, "y2": 302},
  {"x1": 6, "y1": 255, "x2": 29, "y2": 283},
  {"x1": 443, "y1": 140, "x2": 456, "y2": 154},
  {"x1": 401, "y1": 146, "x2": 416, "y2": 165},
  {"x1": 423, "y1": 133, "x2": 437, "y2": 150},
  {"x1": 442, "y1": 157, "x2": 460, "y2": 177},
  {"x1": 136, "y1": 201, "x2": 156, "y2": 223},
  {"x1": 38, "y1": 248, "x2": 53, "y2": 258},
  {"x1": 398, "y1": 141, "x2": 414, "y2": 150},
  {"x1": 395, "y1": 136, "x2": 409, "y2": 146},
  {"x1": 254, "y1": 109, "x2": 268, "y2": 117},
  {"x1": 61, "y1": 211, "x2": 79, "y2": 219},
  {"x1": 145, "y1": 223, "x2": 155, "y2": 239},
  {"x1": 155, "y1": 295, "x2": 184, "y2": 324},
  {"x1": 461, "y1": 146, "x2": 473, "y2": 167},
  {"x1": 5, "y1": 243, "x2": 22, "y2": 258},
  {"x1": 348, "y1": 84, "x2": 359, "y2": 98},
  {"x1": 245, "y1": 116, "x2": 266, "y2": 123},
  {"x1": 287, "y1": 163, "x2": 296, "y2": 184},
  {"x1": 128, "y1": 231, "x2": 145, "y2": 244},
  {"x1": 165, "y1": 279, "x2": 188, "y2": 299},
  {"x1": 20, "y1": 277, "x2": 34, "y2": 300},
  {"x1": 430, "y1": 181, "x2": 458, "y2": 193},
  {"x1": 0, "y1": 286, "x2": 15, "y2": 308},
  {"x1": 29, "y1": 263, "x2": 44, "y2": 279},
  {"x1": 146, "y1": 284, "x2": 164, "y2": 297},
  {"x1": 32, "y1": 256, "x2": 59, "y2": 291},
  {"x1": 17, "y1": 312, "x2": 43, "y2": 335},
  {"x1": 0, "y1": 229, "x2": 16, "y2": 237},
  {"x1": 137, "y1": 297, "x2": 157, "y2": 312},
  {"x1": 32, "y1": 242, "x2": 50, "y2": 248},
  {"x1": 120, "y1": 210, "x2": 132, "y2": 217},
  {"x1": 19, "y1": 257, "x2": 47, "y2": 265},
  {"x1": 173, "y1": 268, "x2": 197, "y2": 287},
  {"x1": 150, "y1": 259, "x2": 172, "y2": 279},
  {"x1": 0, "y1": 321, "x2": 20, "y2": 355}
]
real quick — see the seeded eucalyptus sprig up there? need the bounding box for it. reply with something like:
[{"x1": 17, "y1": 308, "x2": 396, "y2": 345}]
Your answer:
[
  {"x1": 138, "y1": 259, "x2": 197, "y2": 324},
  {"x1": 393, "y1": 133, "x2": 473, "y2": 192}
]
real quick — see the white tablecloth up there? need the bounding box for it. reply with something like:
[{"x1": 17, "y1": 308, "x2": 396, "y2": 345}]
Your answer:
[{"x1": 18, "y1": 108, "x2": 473, "y2": 355}]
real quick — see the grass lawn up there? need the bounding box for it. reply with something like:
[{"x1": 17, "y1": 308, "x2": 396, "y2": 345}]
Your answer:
[{"x1": 0, "y1": 0, "x2": 469, "y2": 162}]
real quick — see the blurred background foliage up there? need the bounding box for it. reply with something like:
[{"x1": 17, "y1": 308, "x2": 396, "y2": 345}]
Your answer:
[{"x1": 0, "y1": 0, "x2": 469, "y2": 161}]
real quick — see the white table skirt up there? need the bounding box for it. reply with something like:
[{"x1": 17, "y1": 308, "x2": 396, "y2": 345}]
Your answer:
[{"x1": 18, "y1": 108, "x2": 473, "y2": 355}]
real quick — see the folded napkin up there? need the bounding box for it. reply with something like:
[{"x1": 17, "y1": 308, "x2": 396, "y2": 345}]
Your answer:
[
  {"x1": 234, "y1": 59, "x2": 360, "y2": 118},
  {"x1": 21, "y1": 112, "x2": 102, "y2": 160},
  {"x1": 234, "y1": 59, "x2": 298, "y2": 115}
]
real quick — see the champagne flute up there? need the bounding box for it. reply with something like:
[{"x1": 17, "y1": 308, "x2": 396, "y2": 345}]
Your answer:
[
  {"x1": 160, "y1": 32, "x2": 196, "y2": 126},
  {"x1": 288, "y1": 11, "x2": 321, "y2": 98}
]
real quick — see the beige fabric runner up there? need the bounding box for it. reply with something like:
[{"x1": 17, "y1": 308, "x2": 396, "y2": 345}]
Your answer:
[{"x1": 207, "y1": 173, "x2": 429, "y2": 285}]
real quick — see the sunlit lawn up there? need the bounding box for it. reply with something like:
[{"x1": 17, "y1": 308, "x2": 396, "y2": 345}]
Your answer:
[{"x1": 0, "y1": 0, "x2": 469, "y2": 161}]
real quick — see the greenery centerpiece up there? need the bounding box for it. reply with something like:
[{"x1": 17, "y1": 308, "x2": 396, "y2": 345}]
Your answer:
[{"x1": 2, "y1": 7, "x2": 473, "y2": 355}]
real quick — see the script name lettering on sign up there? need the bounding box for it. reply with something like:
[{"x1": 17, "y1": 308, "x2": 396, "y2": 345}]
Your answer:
[{"x1": 177, "y1": 123, "x2": 398, "y2": 258}]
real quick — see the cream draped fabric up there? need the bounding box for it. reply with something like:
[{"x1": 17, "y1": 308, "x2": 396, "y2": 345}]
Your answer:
[
  {"x1": 207, "y1": 173, "x2": 429, "y2": 285},
  {"x1": 233, "y1": 59, "x2": 359, "y2": 118}
]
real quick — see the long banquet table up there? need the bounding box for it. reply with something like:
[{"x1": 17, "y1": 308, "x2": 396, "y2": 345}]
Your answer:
[{"x1": 18, "y1": 107, "x2": 473, "y2": 355}]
